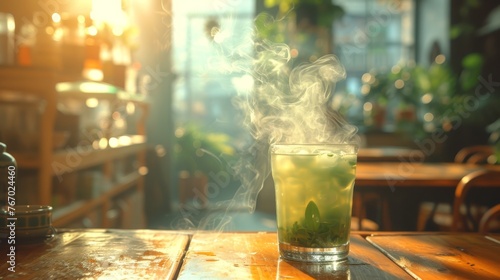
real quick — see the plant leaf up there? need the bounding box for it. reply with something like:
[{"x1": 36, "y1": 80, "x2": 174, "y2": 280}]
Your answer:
[{"x1": 304, "y1": 200, "x2": 321, "y2": 231}]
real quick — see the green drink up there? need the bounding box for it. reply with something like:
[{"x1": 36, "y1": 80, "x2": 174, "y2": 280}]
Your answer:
[{"x1": 271, "y1": 144, "x2": 357, "y2": 262}]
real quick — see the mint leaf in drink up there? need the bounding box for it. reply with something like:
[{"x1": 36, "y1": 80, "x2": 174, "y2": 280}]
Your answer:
[
  {"x1": 304, "y1": 200, "x2": 320, "y2": 231},
  {"x1": 282, "y1": 200, "x2": 350, "y2": 248}
]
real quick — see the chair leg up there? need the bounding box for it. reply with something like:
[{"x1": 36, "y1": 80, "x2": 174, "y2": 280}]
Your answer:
[
  {"x1": 381, "y1": 196, "x2": 392, "y2": 231},
  {"x1": 417, "y1": 202, "x2": 437, "y2": 231}
]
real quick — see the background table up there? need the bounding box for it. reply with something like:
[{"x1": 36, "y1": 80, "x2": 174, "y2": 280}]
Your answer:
[
  {"x1": 358, "y1": 147, "x2": 425, "y2": 163},
  {"x1": 353, "y1": 162, "x2": 500, "y2": 230},
  {"x1": 355, "y1": 162, "x2": 498, "y2": 188}
]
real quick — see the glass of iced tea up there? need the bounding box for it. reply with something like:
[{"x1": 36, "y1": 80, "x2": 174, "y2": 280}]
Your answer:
[{"x1": 271, "y1": 144, "x2": 357, "y2": 262}]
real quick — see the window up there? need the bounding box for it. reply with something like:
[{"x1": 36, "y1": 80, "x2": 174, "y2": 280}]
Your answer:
[
  {"x1": 172, "y1": 0, "x2": 255, "y2": 137},
  {"x1": 332, "y1": 0, "x2": 415, "y2": 129}
]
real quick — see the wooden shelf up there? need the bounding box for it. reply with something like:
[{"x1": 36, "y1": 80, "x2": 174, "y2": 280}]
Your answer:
[
  {"x1": 52, "y1": 171, "x2": 143, "y2": 227},
  {"x1": 1, "y1": 66, "x2": 149, "y2": 228},
  {"x1": 11, "y1": 135, "x2": 146, "y2": 172},
  {"x1": 56, "y1": 81, "x2": 148, "y2": 104},
  {"x1": 51, "y1": 135, "x2": 146, "y2": 175},
  {"x1": 0, "y1": 66, "x2": 57, "y2": 97},
  {"x1": 1, "y1": 2, "x2": 150, "y2": 229},
  {"x1": 8, "y1": 152, "x2": 40, "y2": 168}
]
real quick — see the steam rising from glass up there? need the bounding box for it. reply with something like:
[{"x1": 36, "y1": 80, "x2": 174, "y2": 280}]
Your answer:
[{"x1": 174, "y1": 12, "x2": 358, "y2": 231}]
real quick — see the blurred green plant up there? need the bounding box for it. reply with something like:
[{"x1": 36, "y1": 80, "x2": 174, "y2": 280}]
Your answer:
[
  {"x1": 174, "y1": 124, "x2": 235, "y2": 176},
  {"x1": 256, "y1": 0, "x2": 344, "y2": 47},
  {"x1": 264, "y1": 0, "x2": 344, "y2": 27},
  {"x1": 450, "y1": 0, "x2": 481, "y2": 39},
  {"x1": 361, "y1": 52, "x2": 500, "y2": 140}
]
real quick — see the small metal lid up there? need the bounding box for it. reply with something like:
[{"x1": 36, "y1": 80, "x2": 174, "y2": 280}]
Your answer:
[{"x1": 0, "y1": 142, "x2": 16, "y2": 167}]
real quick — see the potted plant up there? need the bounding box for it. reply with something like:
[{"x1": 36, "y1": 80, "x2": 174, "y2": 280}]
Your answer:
[
  {"x1": 174, "y1": 124, "x2": 235, "y2": 207},
  {"x1": 260, "y1": 0, "x2": 344, "y2": 29},
  {"x1": 361, "y1": 62, "x2": 427, "y2": 143},
  {"x1": 256, "y1": 0, "x2": 344, "y2": 66}
]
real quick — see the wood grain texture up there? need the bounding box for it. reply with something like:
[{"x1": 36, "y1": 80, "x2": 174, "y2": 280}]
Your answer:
[
  {"x1": 2, "y1": 230, "x2": 497, "y2": 279},
  {"x1": 348, "y1": 235, "x2": 414, "y2": 280},
  {"x1": 355, "y1": 163, "x2": 496, "y2": 188},
  {"x1": 0, "y1": 229, "x2": 189, "y2": 279},
  {"x1": 357, "y1": 147, "x2": 425, "y2": 163},
  {"x1": 367, "y1": 234, "x2": 500, "y2": 280},
  {"x1": 177, "y1": 232, "x2": 411, "y2": 279},
  {"x1": 178, "y1": 232, "x2": 283, "y2": 279},
  {"x1": 485, "y1": 234, "x2": 500, "y2": 244}
]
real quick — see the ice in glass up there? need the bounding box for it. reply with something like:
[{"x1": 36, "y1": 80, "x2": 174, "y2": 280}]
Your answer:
[{"x1": 271, "y1": 144, "x2": 357, "y2": 262}]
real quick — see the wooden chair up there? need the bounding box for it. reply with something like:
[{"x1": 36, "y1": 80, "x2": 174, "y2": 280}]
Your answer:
[
  {"x1": 419, "y1": 170, "x2": 500, "y2": 232},
  {"x1": 451, "y1": 170, "x2": 500, "y2": 232},
  {"x1": 454, "y1": 145, "x2": 495, "y2": 164},
  {"x1": 479, "y1": 204, "x2": 500, "y2": 234},
  {"x1": 350, "y1": 215, "x2": 379, "y2": 231},
  {"x1": 352, "y1": 192, "x2": 386, "y2": 230},
  {"x1": 418, "y1": 147, "x2": 496, "y2": 231}
]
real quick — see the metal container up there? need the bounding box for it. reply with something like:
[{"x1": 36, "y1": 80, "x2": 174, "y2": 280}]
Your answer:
[{"x1": 0, "y1": 142, "x2": 16, "y2": 207}]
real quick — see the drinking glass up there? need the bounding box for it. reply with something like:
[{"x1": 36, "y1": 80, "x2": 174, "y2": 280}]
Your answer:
[{"x1": 271, "y1": 144, "x2": 357, "y2": 262}]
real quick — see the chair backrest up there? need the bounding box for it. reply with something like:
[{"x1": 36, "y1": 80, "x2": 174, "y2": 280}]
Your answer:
[
  {"x1": 479, "y1": 204, "x2": 500, "y2": 234},
  {"x1": 467, "y1": 153, "x2": 495, "y2": 164},
  {"x1": 454, "y1": 146, "x2": 494, "y2": 164},
  {"x1": 451, "y1": 169, "x2": 500, "y2": 231}
]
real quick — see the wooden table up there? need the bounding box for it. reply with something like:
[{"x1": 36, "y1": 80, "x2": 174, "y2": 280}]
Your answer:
[
  {"x1": 355, "y1": 162, "x2": 499, "y2": 189},
  {"x1": 352, "y1": 162, "x2": 500, "y2": 230},
  {"x1": 1, "y1": 229, "x2": 500, "y2": 279},
  {"x1": 0, "y1": 229, "x2": 189, "y2": 279},
  {"x1": 358, "y1": 147, "x2": 425, "y2": 163}
]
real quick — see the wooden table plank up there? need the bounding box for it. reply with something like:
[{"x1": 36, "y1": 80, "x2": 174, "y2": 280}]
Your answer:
[
  {"x1": 355, "y1": 163, "x2": 489, "y2": 188},
  {"x1": 0, "y1": 229, "x2": 189, "y2": 279},
  {"x1": 358, "y1": 147, "x2": 425, "y2": 162},
  {"x1": 485, "y1": 234, "x2": 500, "y2": 244},
  {"x1": 178, "y1": 232, "x2": 282, "y2": 279},
  {"x1": 177, "y1": 232, "x2": 412, "y2": 279},
  {"x1": 349, "y1": 235, "x2": 414, "y2": 279},
  {"x1": 367, "y1": 234, "x2": 500, "y2": 280}
]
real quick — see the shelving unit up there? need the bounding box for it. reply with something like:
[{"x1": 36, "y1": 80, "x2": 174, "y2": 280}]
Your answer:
[
  {"x1": 52, "y1": 171, "x2": 143, "y2": 227},
  {"x1": 0, "y1": 66, "x2": 149, "y2": 228}
]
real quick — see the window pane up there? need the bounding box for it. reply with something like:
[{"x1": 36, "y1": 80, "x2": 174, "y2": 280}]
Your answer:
[
  {"x1": 172, "y1": 0, "x2": 255, "y2": 130},
  {"x1": 333, "y1": 0, "x2": 415, "y2": 128}
]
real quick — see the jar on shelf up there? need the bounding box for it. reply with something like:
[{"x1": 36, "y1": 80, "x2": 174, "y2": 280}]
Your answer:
[
  {"x1": 60, "y1": 14, "x2": 86, "y2": 75},
  {"x1": 30, "y1": 12, "x2": 62, "y2": 70}
]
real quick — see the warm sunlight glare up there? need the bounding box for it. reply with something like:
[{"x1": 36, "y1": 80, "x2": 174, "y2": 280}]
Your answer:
[
  {"x1": 91, "y1": 0, "x2": 125, "y2": 27},
  {"x1": 86, "y1": 98, "x2": 99, "y2": 108}
]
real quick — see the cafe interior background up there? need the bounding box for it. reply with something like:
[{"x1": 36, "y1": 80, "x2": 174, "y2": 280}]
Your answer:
[{"x1": 0, "y1": 0, "x2": 499, "y2": 232}]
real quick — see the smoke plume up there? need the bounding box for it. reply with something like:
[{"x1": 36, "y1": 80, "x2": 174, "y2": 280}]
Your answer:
[{"x1": 175, "y1": 12, "x2": 358, "y2": 231}]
